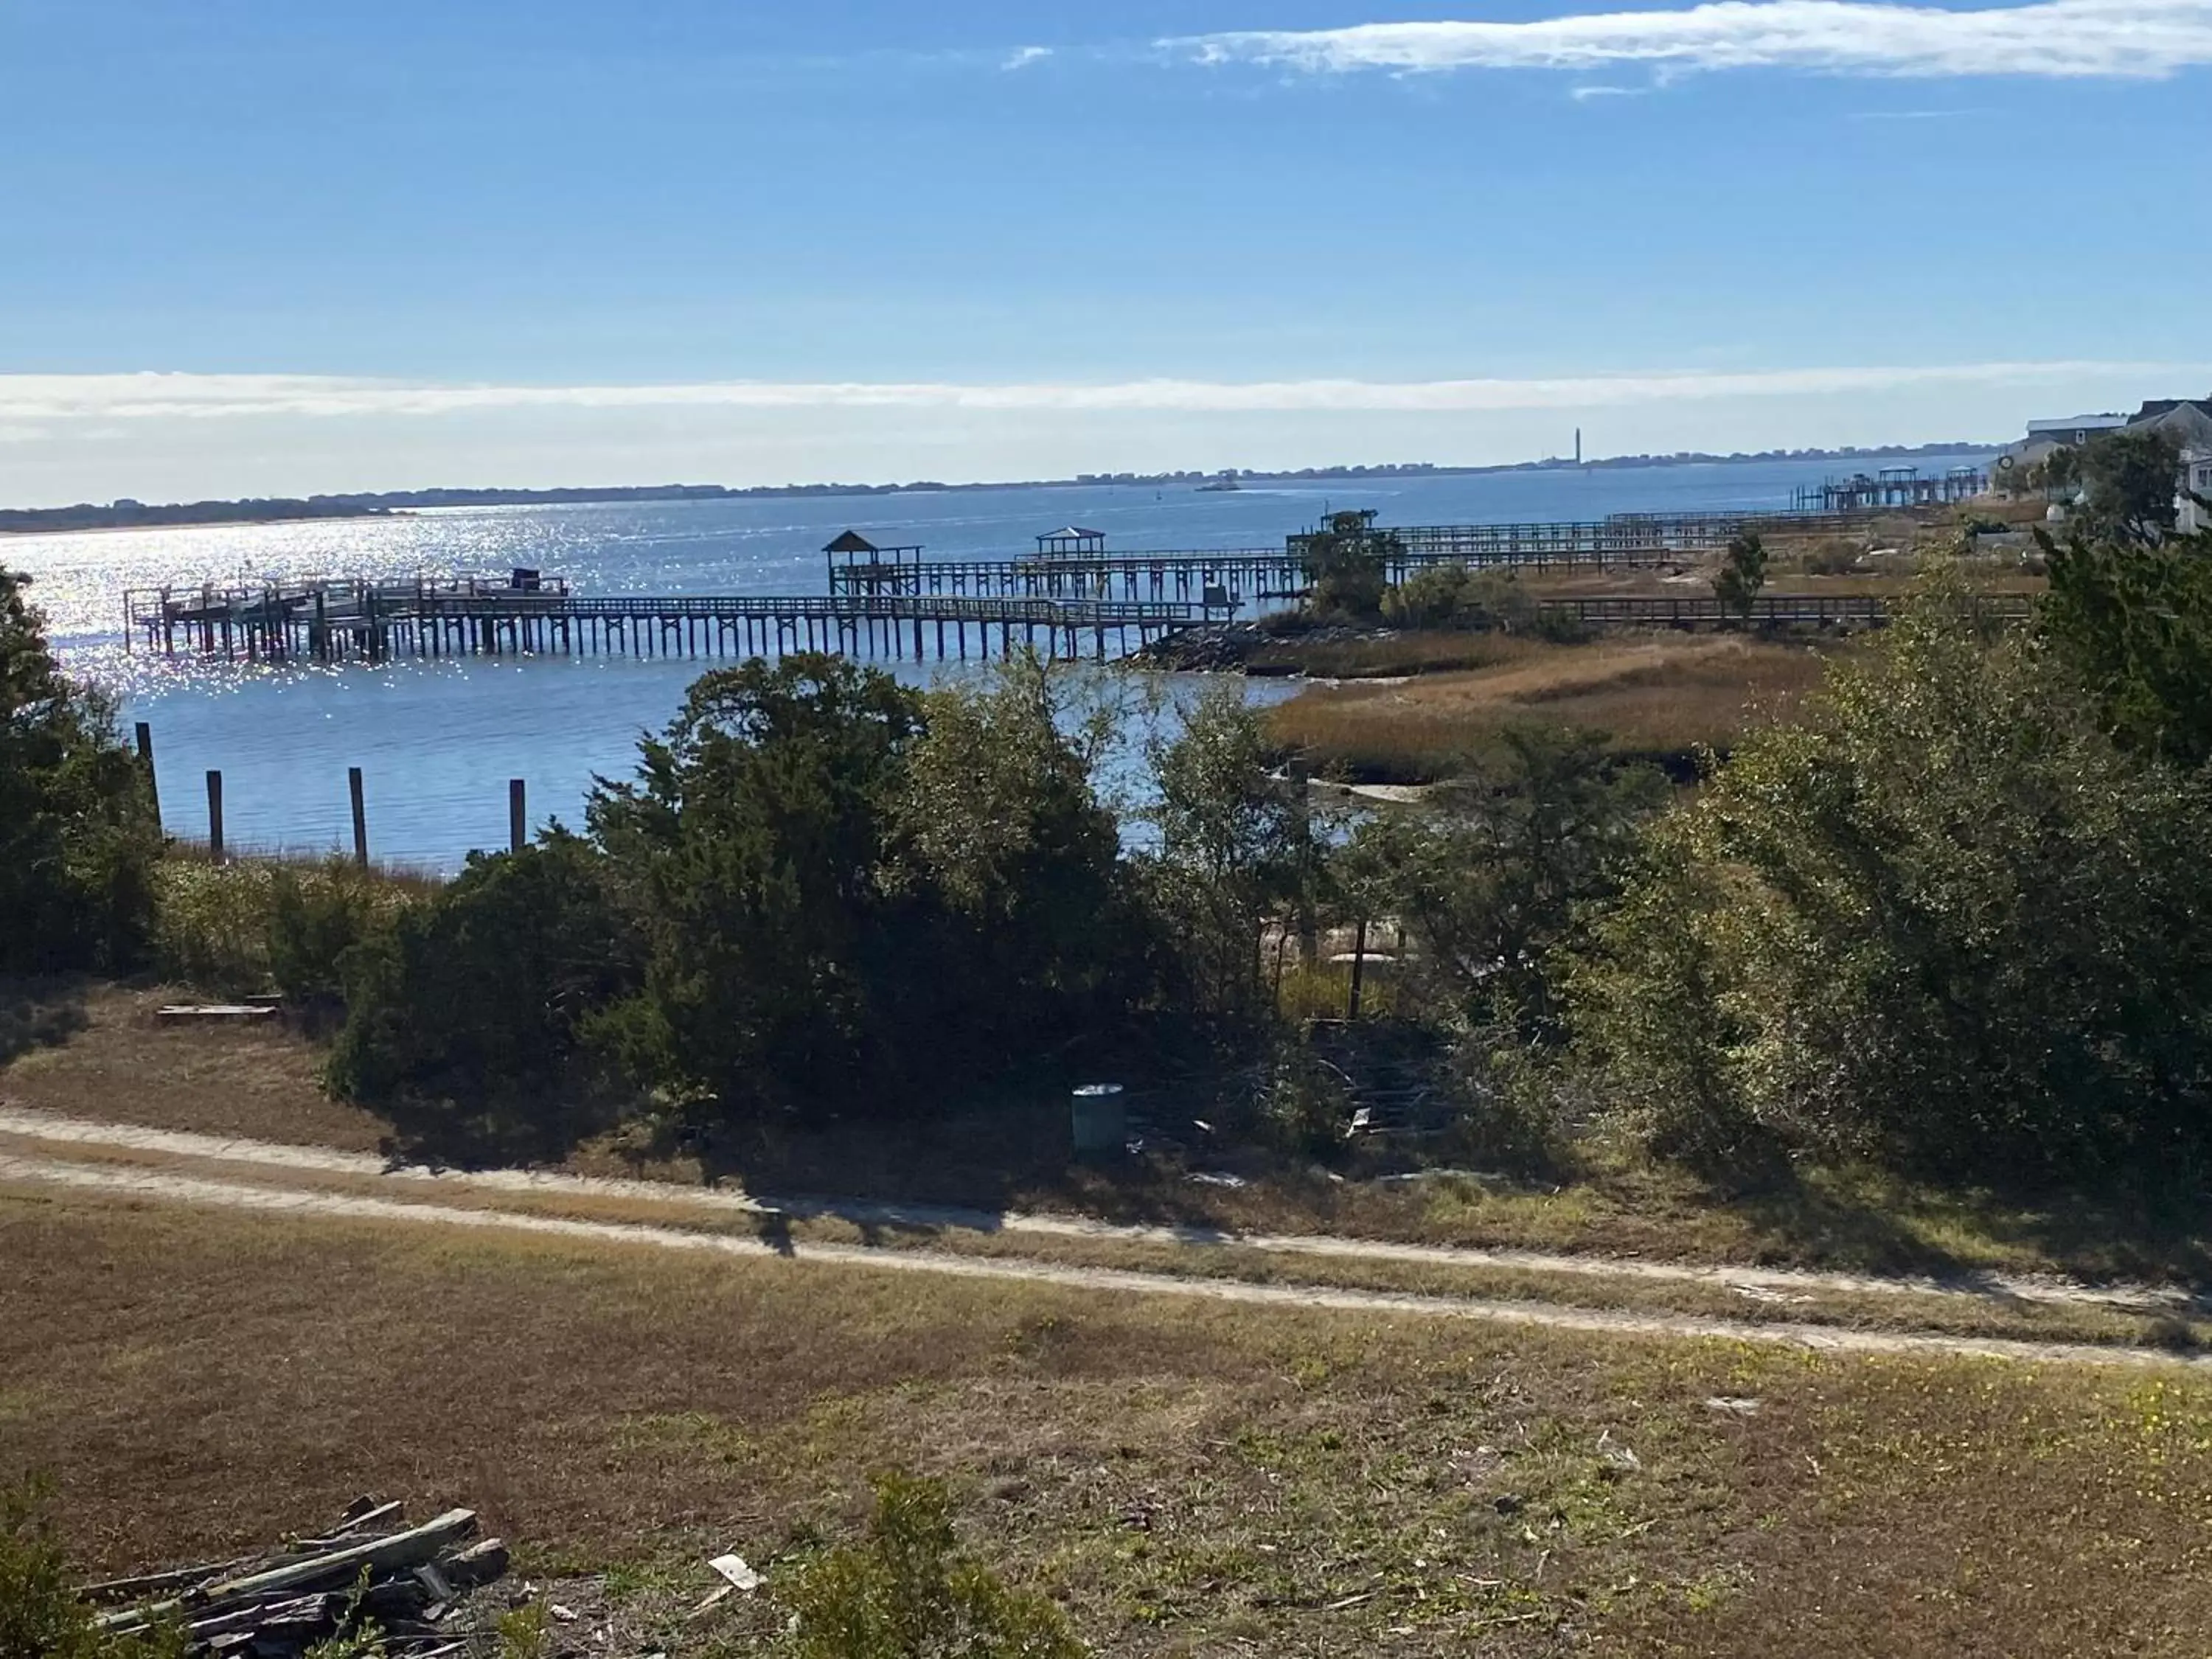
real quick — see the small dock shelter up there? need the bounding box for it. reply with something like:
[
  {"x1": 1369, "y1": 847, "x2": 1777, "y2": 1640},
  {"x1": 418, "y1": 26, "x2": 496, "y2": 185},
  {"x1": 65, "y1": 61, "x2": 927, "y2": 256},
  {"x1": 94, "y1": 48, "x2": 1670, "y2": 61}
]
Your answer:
[
  {"x1": 1035, "y1": 526, "x2": 1107, "y2": 559},
  {"x1": 824, "y1": 529, "x2": 926, "y2": 595}
]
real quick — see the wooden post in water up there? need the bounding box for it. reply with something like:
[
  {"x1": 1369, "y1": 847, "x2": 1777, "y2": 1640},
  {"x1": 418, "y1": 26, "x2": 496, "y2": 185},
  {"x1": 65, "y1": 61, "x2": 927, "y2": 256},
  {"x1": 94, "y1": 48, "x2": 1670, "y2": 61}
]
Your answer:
[
  {"x1": 1347, "y1": 918, "x2": 1368, "y2": 1021},
  {"x1": 348, "y1": 766, "x2": 369, "y2": 868},
  {"x1": 133, "y1": 722, "x2": 160, "y2": 827},
  {"x1": 205, "y1": 770, "x2": 225, "y2": 863},
  {"x1": 509, "y1": 778, "x2": 526, "y2": 854}
]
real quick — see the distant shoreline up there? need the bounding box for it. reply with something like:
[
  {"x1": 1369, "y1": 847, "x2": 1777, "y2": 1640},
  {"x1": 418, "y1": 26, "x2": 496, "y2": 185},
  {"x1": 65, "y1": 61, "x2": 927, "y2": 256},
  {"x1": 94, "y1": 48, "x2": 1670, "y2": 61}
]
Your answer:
[{"x1": 1, "y1": 442, "x2": 2000, "y2": 537}]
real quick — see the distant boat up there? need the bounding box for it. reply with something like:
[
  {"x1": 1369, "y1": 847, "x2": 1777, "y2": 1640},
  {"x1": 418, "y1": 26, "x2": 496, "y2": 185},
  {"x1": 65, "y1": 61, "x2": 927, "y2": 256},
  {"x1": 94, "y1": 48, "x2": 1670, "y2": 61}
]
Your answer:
[{"x1": 1196, "y1": 476, "x2": 1243, "y2": 493}]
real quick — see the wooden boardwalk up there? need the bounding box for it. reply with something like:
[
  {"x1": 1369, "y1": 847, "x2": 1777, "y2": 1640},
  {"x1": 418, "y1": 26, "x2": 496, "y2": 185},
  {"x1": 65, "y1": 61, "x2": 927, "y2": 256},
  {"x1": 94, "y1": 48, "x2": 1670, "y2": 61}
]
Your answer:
[
  {"x1": 128, "y1": 577, "x2": 1212, "y2": 664},
  {"x1": 827, "y1": 509, "x2": 1893, "y2": 605},
  {"x1": 125, "y1": 504, "x2": 1941, "y2": 668}
]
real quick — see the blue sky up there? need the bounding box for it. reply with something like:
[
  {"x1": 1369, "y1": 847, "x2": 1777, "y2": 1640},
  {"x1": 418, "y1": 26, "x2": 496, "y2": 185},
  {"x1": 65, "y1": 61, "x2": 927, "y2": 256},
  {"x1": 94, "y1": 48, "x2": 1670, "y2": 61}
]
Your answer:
[{"x1": 2, "y1": 0, "x2": 2208, "y2": 501}]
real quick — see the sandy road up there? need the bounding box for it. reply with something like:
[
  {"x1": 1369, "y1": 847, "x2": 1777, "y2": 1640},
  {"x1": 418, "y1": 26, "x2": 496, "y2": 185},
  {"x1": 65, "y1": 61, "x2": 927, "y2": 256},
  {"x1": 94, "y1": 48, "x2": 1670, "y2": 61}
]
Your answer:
[
  {"x1": 0, "y1": 1102, "x2": 2190, "y2": 1315},
  {"x1": 1, "y1": 1119, "x2": 2206, "y2": 1370}
]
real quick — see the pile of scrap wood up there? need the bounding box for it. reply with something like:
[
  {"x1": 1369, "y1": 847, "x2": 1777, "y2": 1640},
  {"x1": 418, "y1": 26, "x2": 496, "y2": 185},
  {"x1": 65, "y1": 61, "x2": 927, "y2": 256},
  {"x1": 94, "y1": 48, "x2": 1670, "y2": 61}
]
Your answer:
[{"x1": 86, "y1": 1500, "x2": 510, "y2": 1658}]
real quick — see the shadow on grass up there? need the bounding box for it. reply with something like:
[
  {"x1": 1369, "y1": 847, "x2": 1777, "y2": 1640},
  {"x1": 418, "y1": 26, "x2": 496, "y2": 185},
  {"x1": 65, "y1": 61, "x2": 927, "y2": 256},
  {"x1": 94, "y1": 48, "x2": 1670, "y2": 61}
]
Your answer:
[
  {"x1": 1721, "y1": 1160, "x2": 2212, "y2": 1293},
  {"x1": 372, "y1": 1071, "x2": 625, "y2": 1173},
  {"x1": 0, "y1": 977, "x2": 91, "y2": 1069}
]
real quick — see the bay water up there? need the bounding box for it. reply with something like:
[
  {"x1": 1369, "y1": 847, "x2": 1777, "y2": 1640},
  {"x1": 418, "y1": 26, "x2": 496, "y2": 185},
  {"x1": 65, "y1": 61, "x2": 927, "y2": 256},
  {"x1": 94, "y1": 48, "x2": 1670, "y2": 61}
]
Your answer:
[{"x1": 7, "y1": 455, "x2": 1986, "y2": 868}]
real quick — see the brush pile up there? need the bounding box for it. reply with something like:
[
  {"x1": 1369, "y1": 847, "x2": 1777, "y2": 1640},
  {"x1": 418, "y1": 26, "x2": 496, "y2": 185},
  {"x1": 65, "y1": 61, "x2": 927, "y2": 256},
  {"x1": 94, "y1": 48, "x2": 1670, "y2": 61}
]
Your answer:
[{"x1": 83, "y1": 1499, "x2": 511, "y2": 1658}]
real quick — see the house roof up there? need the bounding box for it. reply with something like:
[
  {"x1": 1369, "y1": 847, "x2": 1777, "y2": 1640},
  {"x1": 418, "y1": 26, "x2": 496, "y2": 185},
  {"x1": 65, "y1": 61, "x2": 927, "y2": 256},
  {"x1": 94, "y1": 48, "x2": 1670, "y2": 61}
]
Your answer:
[
  {"x1": 2025, "y1": 413, "x2": 2126, "y2": 437},
  {"x1": 823, "y1": 529, "x2": 879, "y2": 554},
  {"x1": 1037, "y1": 525, "x2": 1106, "y2": 540},
  {"x1": 2131, "y1": 397, "x2": 2212, "y2": 423}
]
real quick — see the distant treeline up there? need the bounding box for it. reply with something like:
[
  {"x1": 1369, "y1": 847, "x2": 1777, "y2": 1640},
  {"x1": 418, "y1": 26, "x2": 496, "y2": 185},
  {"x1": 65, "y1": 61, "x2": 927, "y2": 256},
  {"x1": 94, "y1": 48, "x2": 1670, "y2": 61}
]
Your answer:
[
  {"x1": 0, "y1": 498, "x2": 398, "y2": 535},
  {"x1": 5, "y1": 442, "x2": 2003, "y2": 534}
]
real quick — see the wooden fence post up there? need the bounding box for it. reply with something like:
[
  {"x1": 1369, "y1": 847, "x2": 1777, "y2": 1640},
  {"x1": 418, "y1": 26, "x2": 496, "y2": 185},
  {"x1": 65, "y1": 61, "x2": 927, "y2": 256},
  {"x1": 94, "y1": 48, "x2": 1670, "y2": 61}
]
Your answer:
[
  {"x1": 1347, "y1": 918, "x2": 1368, "y2": 1021},
  {"x1": 508, "y1": 779, "x2": 526, "y2": 854},
  {"x1": 348, "y1": 766, "x2": 369, "y2": 868},
  {"x1": 134, "y1": 722, "x2": 160, "y2": 826},
  {"x1": 206, "y1": 770, "x2": 225, "y2": 863}
]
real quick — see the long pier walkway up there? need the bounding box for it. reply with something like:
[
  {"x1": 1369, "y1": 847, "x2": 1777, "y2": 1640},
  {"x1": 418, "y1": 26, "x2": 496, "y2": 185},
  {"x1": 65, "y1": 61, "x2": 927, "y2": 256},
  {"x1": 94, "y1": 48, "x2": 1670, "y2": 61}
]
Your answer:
[
  {"x1": 125, "y1": 504, "x2": 1925, "y2": 667},
  {"x1": 127, "y1": 578, "x2": 1211, "y2": 666},
  {"x1": 827, "y1": 509, "x2": 1887, "y2": 606}
]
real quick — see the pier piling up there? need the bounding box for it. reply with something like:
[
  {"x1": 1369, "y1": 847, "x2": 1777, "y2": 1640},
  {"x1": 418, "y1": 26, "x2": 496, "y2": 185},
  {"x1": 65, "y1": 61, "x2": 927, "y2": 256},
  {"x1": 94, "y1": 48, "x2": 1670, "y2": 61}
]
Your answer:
[
  {"x1": 349, "y1": 767, "x2": 369, "y2": 869},
  {"x1": 134, "y1": 722, "x2": 159, "y2": 827}
]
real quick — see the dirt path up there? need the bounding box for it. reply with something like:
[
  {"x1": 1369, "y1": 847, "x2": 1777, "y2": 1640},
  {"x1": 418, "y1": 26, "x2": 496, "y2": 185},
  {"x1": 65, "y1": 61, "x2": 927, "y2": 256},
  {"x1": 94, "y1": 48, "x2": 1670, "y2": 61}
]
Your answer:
[
  {"x1": 0, "y1": 1102, "x2": 2188, "y2": 1316},
  {"x1": 1, "y1": 1136, "x2": 2205, "y2": 1371}
]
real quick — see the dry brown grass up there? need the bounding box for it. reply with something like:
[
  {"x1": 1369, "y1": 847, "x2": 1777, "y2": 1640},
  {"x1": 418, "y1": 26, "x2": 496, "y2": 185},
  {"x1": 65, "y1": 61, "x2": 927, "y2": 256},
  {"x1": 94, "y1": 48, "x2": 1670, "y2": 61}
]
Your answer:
[
  {"x1": 1244, "y1": 630, "x2": 1531, "y2": 679},
  {"x1": 0, "y1": 981, "x2": 386, "y2": 1152},
  {"x1": 1267, "y1": 632, "x2": 1836, "y2": 782},
  {"x1": 8, "y1": 1190, "x2": 2212, "y2": 1656}
]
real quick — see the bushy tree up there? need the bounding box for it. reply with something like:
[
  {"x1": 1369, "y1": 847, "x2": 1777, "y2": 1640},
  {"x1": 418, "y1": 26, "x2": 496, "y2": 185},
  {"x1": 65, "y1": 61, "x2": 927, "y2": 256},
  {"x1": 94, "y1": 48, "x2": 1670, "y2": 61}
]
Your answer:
[
  {"x1": 1143, "y1": 681, "x2": 1317, "y2": 1024},
  {"x1": 0, "y1": 568, "x2": 159, "y2": 973},
  {"x1": 585, "y1": 655, "x2": 925, "y2": 1121},
  {"x1": 897, "y1": 655, "x2": 1153, "y2": 1063},
  {"x1": 1295, "y1": 510, "x2": 1396, "y2": 621},
  {"x1": 1380, "y1": 564, "x2": 1543, "y2": 633},
  {"x1": 1382, "y1": 563, "x2": 1474, "y2": 628},
  {"x1": 1352, "y1": 728, "x2": 1663, "y2": 1043},
  {"x1": 325, "y1": 832, "x2": 634, "y2": 1133},
  {"x1": 1711, "y1": 531, "x2": 1767, "y2": 623},
  {"x1": 2039, "y1": 520, "x2": 2212, "y2": 766},
  {"x1": 2078, "y1": 428, "x2": 2184, "y2": 544},
  {"x1": 1565, "y1": 570, "x2": 2212, "y2": 1183}
]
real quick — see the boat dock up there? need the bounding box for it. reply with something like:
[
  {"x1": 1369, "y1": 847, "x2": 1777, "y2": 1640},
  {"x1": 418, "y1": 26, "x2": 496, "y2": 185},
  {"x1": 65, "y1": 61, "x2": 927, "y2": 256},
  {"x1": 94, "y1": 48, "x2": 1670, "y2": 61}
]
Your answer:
[
  {"x1": 125, "y1": 575, "x2": 1213, "y2": 665},
  {"x1": 124, "y1": 503, "x2": 1929, "y2": 667},
  {"x1": 824, "y1": 509, "x2": 1888, "y2": 606},
  {"x1": 1792, "y1": 465, "x2": 1989, "y2": 512}
]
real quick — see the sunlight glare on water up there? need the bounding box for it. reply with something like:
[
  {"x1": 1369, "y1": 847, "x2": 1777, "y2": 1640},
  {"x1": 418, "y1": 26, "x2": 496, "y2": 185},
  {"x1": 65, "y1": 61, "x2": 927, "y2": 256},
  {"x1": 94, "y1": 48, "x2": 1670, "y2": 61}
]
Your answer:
[{"x1": 4, "y1": 459, "x2": 1985, "y2": 868}]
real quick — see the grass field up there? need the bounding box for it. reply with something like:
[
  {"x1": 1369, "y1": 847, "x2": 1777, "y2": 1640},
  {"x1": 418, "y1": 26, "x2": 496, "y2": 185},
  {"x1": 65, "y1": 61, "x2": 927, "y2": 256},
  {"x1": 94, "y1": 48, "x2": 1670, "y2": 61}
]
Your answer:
[
  {"x1": 1265, "y1": 633, "x2": 1837, "y2": 782},
  {"x1": 12, "y1": 1191, "x2": 2212, "y2": 1656}
]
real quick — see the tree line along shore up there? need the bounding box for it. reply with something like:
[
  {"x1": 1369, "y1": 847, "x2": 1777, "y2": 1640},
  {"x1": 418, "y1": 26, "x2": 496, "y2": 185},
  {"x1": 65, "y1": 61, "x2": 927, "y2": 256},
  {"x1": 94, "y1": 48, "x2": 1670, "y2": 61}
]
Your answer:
[{"x1": 0, "y1": 442, "x2": 2000, "y2": 535}]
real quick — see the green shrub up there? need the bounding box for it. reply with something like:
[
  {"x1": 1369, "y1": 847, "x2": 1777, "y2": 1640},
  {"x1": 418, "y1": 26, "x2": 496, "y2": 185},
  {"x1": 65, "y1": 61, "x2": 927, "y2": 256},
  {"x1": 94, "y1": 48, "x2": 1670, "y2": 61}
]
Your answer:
[
  {"x1": 1565, "y1": 569, "x2": 2212, "y2": 1185},
  {"x1": 150, "y1": 860, "x2": 277, "y2": 995},
  {"x1": 1253, "y1": 1044, "x2": 1353, "y2": 1158},
  {"x1": 326, "y1": 832, "x2": 634, "y2": 1131},
  {"x1": 0, "y1": 1478, "x2": 187, "y2": 1659},
  {"x1": 0, "y1": 568, "x2": 159, "y2": 975},
  {"x1": 779, "y1": 1472, "x2": 1083, "y2": 1659},
  {"x1": 1798, "y1": 539, "x2": 1865, "y2": 576},
  {"x1": 153, "y1": 858, "x2": 417, "y2": 1000},
  {"x1": 1382, "y1": 563, "x2": 1473, "y2": 628}
]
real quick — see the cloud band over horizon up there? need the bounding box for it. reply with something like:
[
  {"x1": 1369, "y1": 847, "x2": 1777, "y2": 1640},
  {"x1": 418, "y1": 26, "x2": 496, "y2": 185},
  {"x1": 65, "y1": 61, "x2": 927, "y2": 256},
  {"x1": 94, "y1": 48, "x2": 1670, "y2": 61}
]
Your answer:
[
  {"x1": 1169, "y1": 0, "x2": 2212, "y2": 80},
  {"x1": 0, "y1": 361, "x2": 2192, "y2": 428}
]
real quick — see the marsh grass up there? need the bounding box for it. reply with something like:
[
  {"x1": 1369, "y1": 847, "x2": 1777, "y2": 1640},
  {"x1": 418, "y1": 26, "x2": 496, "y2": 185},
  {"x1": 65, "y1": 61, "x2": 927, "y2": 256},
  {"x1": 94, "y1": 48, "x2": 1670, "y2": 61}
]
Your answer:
[{"x1": 1267, "y1": 633, "x2": 1837, "y2": 782}]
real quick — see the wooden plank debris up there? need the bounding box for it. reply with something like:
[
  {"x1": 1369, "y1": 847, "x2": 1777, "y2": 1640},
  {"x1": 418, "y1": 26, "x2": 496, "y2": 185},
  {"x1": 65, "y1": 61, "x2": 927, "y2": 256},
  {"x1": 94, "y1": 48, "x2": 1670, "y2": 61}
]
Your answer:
[{"x1": 84, "y1": 1499, "x2": 511, "y2": 1659}]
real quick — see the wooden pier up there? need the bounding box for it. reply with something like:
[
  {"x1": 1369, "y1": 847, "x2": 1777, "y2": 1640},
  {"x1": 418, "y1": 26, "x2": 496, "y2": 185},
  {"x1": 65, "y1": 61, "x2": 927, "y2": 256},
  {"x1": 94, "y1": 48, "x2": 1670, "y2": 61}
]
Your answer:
[
  {"x1": 126, "y1": 575, "x2": 1212, "y2": 666},
  {"x1": 826, "y1": 509, "x2": 1896, "y2": 607},
  {"x1": 1792, "y1": 465, "x2": 1989, "y2": 512},
  {"x1": 125, "y1": 501, "x2": 1945, "y2": 669}
]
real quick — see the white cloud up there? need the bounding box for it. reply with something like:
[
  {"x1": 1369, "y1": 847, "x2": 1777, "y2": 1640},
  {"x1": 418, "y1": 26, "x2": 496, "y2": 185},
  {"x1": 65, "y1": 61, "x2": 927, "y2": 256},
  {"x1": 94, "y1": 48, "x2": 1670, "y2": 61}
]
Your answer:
[
  {"x1": 1168, "y1": 0, "x2": 2212, "y2": 80},
  {"x1": 0, "y1": 363, "x2": 2194, "y2": 428},
  {"x1": 1004, "y1": 44, "x2": 1053, "y2": 69},
  {"x1": 1570, "y1": 81, "x2": 1649, "y2": 96}
]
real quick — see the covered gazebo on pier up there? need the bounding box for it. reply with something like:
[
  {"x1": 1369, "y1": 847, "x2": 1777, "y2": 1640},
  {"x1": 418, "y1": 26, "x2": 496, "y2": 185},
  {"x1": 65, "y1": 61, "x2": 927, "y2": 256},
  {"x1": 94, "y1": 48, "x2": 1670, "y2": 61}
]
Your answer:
[
  {"x1": 1034, "y1": 526, "x2": 1107, "y2": 559},
  {"x1": 824, "y1": 529, "x2": 927, "y2": 596}
]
